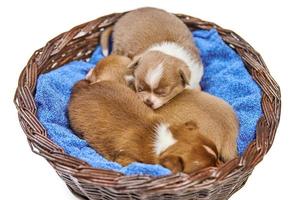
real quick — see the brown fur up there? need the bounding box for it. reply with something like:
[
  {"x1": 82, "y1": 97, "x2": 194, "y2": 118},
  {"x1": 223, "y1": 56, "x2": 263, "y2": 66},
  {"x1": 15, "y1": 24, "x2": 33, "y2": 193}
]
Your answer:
[
  {"x1": 100, "y1": 7, "x2": 203, "y2": 109},
  {"x1": 86, "y1": 55, "x2": 132, "y2": 84},
  {"x1": 68, "y1": 56, "x2": 219, "y2": 173},
  {"x1": 103, "y1": 7, "x2": 200, "y2": 59},
  {"x1": 161, "y1": 121, "x2": 219, "y2": 173},
  {"x1": 156, "y1": 89, "x2": 239, "y2": 161},
  {"x1": 69, "y1": 80, "x2": 159, "y2": 165},
  {"x1": 132, "y1": 51, "x2": 190, "y2": 109},
  {"x1": 68, "y1": 81, "x2": 218, "y2": 173}
]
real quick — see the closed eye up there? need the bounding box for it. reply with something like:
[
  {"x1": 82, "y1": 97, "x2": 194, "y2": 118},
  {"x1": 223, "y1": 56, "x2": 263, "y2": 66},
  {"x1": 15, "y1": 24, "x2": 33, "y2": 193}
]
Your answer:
[{"x1": 133, "y1": 60, "x2": 139, "y2": 67}]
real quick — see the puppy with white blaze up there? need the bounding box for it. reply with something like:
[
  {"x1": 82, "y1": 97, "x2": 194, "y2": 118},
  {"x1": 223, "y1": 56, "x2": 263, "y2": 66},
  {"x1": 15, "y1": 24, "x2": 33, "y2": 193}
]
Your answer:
[{"x1": 100, "y1": 7, "x2": 204, "y2": 109}]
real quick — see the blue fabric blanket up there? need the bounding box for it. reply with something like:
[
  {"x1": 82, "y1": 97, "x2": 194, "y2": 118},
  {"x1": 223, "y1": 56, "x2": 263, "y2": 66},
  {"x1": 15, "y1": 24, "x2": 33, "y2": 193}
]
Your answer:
[{"x1": 35, "y1": 29, "x2": 262, "y2": 176}]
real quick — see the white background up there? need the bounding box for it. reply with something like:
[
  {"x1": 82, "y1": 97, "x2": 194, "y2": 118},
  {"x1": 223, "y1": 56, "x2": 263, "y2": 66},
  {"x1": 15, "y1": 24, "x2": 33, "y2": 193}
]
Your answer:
[{"x1": 0, "y1": 0, "x2": 299, "y2": 199}]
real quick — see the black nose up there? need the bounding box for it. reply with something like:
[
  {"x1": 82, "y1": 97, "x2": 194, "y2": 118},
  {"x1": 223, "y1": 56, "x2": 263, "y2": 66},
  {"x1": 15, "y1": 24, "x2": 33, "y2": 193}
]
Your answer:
[{"x1": 145, "y1": 99, "x2": 153, "y2": 107}]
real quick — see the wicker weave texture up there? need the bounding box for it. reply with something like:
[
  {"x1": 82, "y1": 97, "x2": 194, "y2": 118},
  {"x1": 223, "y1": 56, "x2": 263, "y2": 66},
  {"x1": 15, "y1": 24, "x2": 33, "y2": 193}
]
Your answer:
[{"x1": 14, "y1": 12, "x2": 281, "y2": 200}]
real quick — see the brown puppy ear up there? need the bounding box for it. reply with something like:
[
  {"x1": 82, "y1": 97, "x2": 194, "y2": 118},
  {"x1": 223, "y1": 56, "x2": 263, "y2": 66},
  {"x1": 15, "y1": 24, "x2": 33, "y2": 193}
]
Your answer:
[
  {"x1": 159, "y1": 155, "x2": 184, "y2": 173},
  {"x1": 201, "y1": 136, "x2": 219, "y2": 163},
  {"x1": 178, "y1": 66, "x2": 191, "y2": 86},
  {"x1": 127, "y1": 55, "x2": 141, "y2": 70},
  {"x1": 86, "y1": 68, "x2": 96, "y2": 82}
]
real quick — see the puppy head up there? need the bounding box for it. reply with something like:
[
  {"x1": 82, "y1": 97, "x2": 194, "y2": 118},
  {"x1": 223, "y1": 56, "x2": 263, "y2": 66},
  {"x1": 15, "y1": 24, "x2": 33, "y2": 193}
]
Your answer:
[
  {"x1": 86, "y1": 55, "x2": 133, "y2": 85},
  {"x1": 158, "y1": 121, "x2": 219, "y2": 173},
  {"x1": 129, "y1": 51, "x2": 191, "y2": 109}
]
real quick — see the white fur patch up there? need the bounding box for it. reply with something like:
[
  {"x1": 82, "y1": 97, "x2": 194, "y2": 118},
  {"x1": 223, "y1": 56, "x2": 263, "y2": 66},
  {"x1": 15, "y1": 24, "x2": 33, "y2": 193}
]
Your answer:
[
  {"x1": 85, "y1": 68, "x2": 94, "y2": 80},
  {"x1": 148, "y1": 42, "x2": 203, "y2": 89},
  {"x1": 153, "y1": 123, "x2": 177, "y2": 155},
  {"x1": 203, "y1": 145, "x2": 217, "y2": 158},
  {"x1": 145, "y1": 63, "x2": 164, "y2": 89}
]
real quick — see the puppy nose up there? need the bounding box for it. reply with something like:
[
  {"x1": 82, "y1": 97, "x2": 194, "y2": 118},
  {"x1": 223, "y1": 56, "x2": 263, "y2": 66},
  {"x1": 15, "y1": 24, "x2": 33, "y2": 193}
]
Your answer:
[{"x1": 145, "y1": 99, "x2": 153, "y2": 107}]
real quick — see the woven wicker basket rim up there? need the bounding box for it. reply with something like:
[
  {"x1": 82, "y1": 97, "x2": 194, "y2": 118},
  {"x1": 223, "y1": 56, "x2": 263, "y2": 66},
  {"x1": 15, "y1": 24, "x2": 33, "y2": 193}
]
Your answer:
[{"x1": 14, "y1": 11, "x2": 281, "y2": 198}]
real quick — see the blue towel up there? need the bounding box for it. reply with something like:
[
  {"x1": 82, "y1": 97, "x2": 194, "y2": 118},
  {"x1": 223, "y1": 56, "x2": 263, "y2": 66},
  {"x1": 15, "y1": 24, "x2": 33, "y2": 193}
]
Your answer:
[{"x1": 35, "y1": 29, "x2": 262, "y2": 176}]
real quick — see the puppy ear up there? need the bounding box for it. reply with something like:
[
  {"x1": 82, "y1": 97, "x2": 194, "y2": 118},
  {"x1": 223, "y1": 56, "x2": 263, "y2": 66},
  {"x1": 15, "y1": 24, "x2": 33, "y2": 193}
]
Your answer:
[
  {"x1": 86, "y1": 68, "x2": 95, "y2": 82},
  {"x1": 124, "y1": 74, "x2": 135, "y2": 89},
  {"x1": 201, "y1": 136, "x2": 219, "y2": 161},
  {"x1": 159, "y1": 155, "x2": 184, "y2": 173},
  {"x1": 179, "y1": 66, "x2": 191, "y2": 86},
  {"x1": 127, "y1": 55, "x2": 141, "y2": 70}
]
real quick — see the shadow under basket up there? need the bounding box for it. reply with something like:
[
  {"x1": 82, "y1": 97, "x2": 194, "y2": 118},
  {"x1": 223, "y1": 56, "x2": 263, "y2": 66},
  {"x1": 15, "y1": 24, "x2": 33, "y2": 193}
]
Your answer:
[{"x1": 14, "y1": 12, "x2": 281, "y2": 200}]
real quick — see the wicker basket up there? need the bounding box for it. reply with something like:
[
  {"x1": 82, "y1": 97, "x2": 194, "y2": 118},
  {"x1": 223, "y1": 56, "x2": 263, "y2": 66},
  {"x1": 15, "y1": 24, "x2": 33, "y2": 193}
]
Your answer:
[{"x1": 14, "y1": 11, "x2": 281, "y2": 200}]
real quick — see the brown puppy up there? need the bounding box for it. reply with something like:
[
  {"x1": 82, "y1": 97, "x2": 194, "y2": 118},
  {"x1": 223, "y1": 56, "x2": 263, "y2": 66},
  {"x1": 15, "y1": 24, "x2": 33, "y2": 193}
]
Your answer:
[
  {"x1": 68, "y1": 81, "x2": 218, "y2": 173},
  {"x1": 101, "y1": 7, "x2": 203, "y2": 109},
  {"x1": 86, "y1": 55, "x2": 132, "y2": 85},
  {"x1": 156, "y1": 89, "x2": 239, "y2": 162}
]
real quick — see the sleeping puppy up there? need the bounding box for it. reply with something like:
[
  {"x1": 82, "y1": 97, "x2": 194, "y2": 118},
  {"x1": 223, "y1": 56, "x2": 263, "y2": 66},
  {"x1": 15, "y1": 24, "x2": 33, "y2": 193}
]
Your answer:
[
  {"x1": 68, "y1": 56, "x2": 219, "y2": 173},
  {"x1": 68, "y1": 81, "x2": 219, "y2": 173},
  {"x1": 101, "y1": 7, "x2": 203, "y2": 109},
  {"x1": 156, "y1": 89, "x2": 239, "y2": 162}
]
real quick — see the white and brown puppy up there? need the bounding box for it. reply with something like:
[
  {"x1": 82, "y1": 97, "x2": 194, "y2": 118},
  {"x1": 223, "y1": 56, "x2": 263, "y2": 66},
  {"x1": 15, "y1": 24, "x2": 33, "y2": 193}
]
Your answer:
[
  {"x1": 156, "y1": 89, "x2": 239, "y2": 162},
  {"x1": 101, "y1": 7, "x2": 203, "y2": 109}
]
